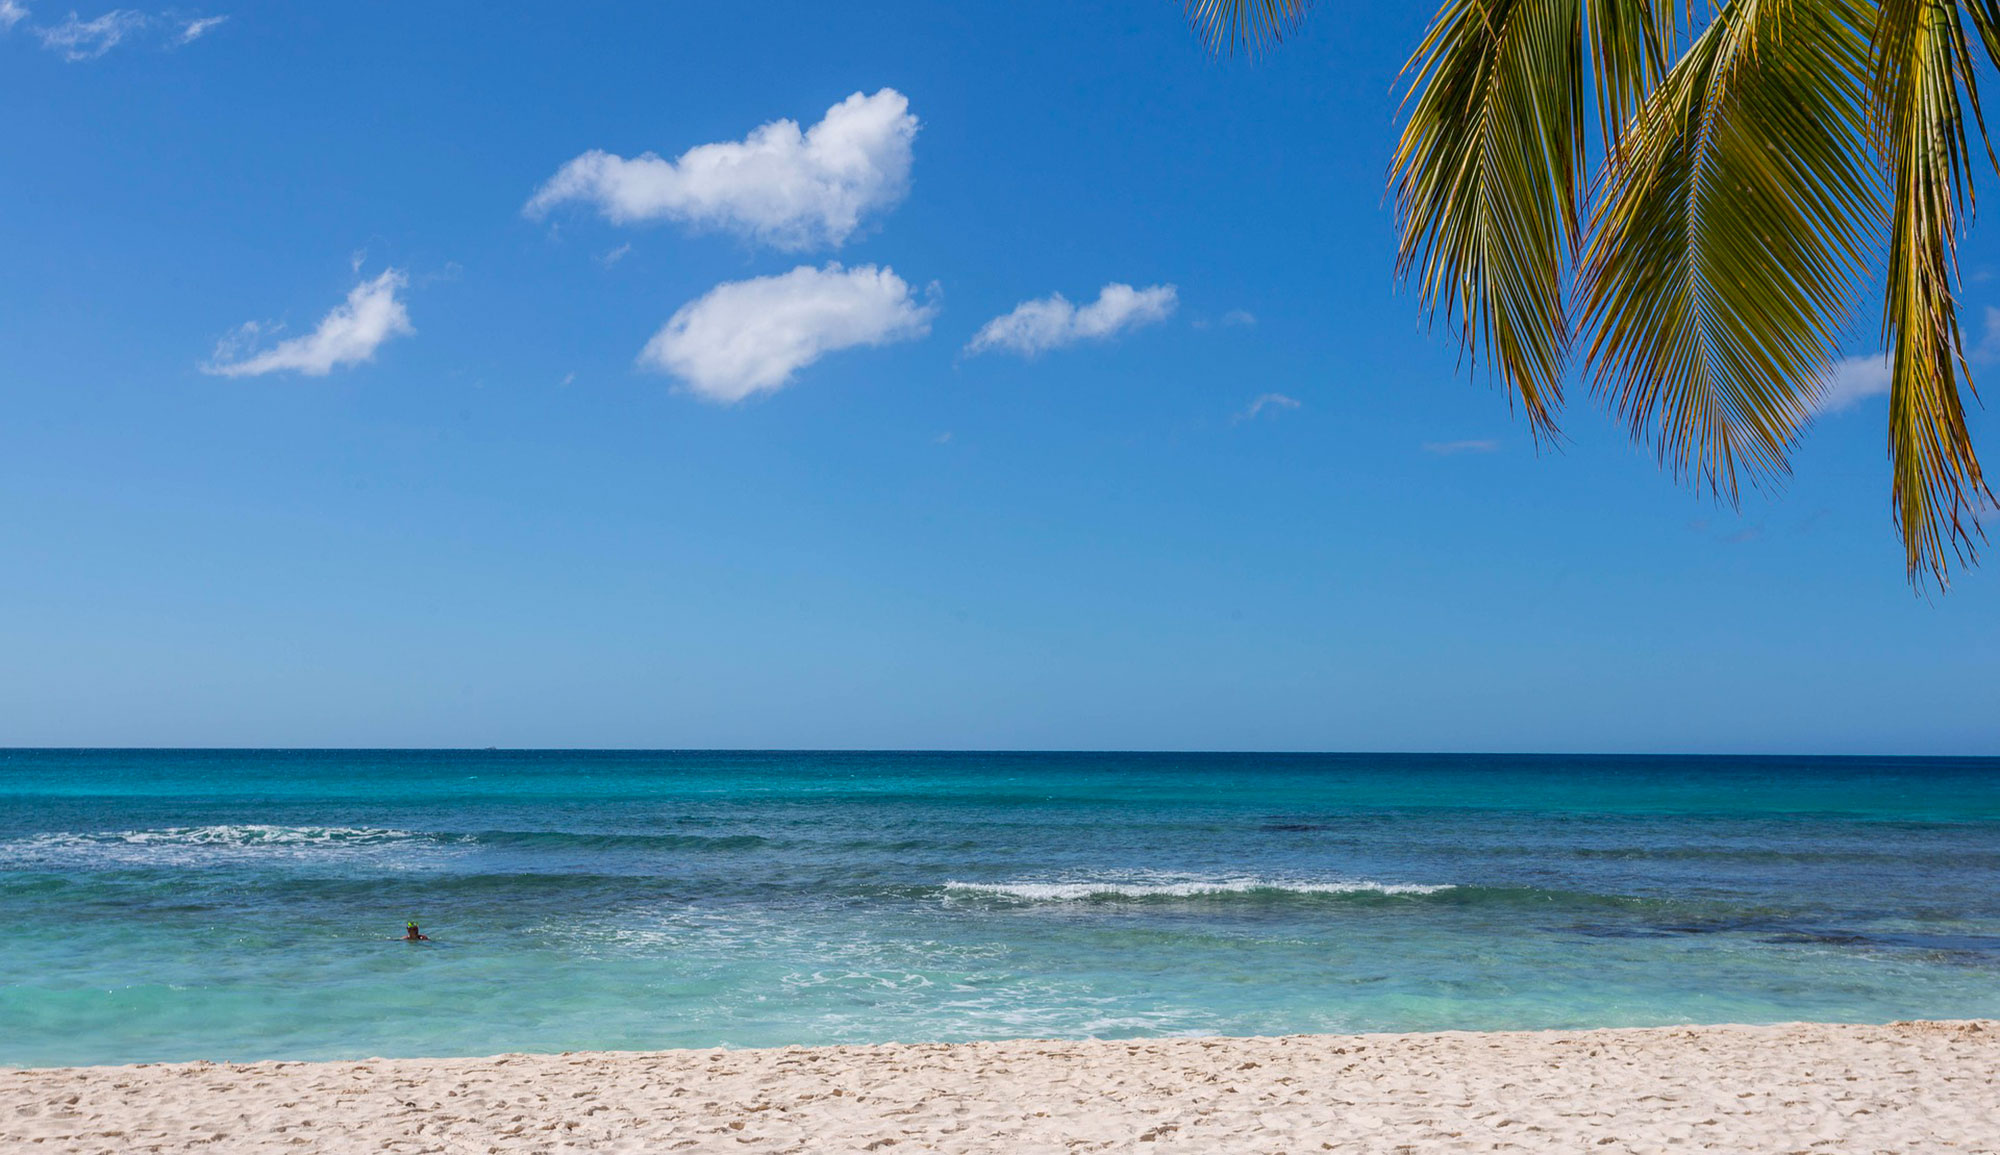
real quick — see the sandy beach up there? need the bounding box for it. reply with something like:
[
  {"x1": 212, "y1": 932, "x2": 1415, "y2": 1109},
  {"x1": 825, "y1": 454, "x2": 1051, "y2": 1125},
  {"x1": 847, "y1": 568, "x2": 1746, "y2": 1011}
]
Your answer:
[{"x1": 4, "y1": 1020, "x2": 1996, "y2": 1153}]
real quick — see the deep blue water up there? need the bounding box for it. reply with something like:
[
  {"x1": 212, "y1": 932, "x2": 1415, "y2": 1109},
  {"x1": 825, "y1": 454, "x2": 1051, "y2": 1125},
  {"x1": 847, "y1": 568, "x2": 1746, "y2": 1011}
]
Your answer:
[{"x1": 3, "y1": 749, "x2": 1998, "y2": 1067}]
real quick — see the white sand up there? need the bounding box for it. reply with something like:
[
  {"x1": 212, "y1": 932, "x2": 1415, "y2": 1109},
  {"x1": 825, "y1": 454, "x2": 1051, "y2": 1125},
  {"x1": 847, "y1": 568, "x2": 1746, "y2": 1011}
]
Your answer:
[{"x1": 5, "y1": 1021, "x2": 1996, "y2": 1153}]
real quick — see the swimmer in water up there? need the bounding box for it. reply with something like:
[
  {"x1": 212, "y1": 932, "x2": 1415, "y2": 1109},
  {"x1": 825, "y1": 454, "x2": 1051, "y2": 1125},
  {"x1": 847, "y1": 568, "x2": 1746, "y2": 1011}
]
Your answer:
[{"x1": 402, "y1": 921, "x2": 430, "y2": 941}]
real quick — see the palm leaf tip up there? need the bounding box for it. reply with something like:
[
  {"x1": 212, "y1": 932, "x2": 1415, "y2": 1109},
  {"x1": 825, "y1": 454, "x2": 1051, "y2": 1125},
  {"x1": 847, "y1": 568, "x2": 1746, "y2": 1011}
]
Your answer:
[
  {"x1": 1392, "y1": 0, "x2": 1599, "y2": 439},
  {"x1": 1184, "y1": 0, "x2": 1311, "y2": 56}
]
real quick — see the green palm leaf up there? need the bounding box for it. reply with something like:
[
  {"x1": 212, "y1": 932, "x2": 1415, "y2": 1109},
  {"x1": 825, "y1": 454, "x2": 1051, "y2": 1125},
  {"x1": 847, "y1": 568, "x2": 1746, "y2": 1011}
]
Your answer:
[
  {"x1": 1582, "y1": 0, "x2": 1882, "y2": 499},
  {"x1": 1874, "y1": 0, "x2": 1995, "y2": 584},
  {"x1": 1391, "y1": 0, "x2": 1586, "y2": 436},
  {"x1": 1390, "y1": 0, "x2": 1673, "y2": 438}
]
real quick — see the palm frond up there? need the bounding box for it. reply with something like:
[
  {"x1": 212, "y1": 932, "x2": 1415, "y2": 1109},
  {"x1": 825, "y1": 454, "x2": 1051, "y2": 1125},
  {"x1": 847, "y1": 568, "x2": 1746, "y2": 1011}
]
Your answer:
[
  {"x1": 1392, "y1": 0, "x2": 1634, "y2": 435},
  {"x1": 1582, "y1": 0, "x2": 1882, "y2": 500},
  {"x1": 1585, "y1": 0, "x2": 1678, "y2": 158},
  {"x1": 1184, "y1": 0, "x2": 1312, "y2": 57},
  {"x1": 1874, "y1": 0, "x2": 1994, "y2": 585},
  {"x1": 1188, "y1": 0, "x2": 1994, "y2": 586}
]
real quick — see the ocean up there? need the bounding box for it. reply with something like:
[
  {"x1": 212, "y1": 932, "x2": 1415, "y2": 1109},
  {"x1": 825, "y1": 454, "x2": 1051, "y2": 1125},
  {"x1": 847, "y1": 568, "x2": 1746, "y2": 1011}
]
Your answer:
[{"x1": 2, "y1": 749, "x2": 1997, "y2": 1067}]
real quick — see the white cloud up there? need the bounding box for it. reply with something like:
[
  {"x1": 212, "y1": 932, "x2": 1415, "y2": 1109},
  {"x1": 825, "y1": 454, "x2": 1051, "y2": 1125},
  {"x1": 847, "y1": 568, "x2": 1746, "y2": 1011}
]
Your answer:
[
  {"x1": 1820, "y1": 309, "x2": 2000, "y2": 415},
  {"x1": 175, "y1": 14, "x2": 223, "y2": 43},
  {"x1": 526, "y1": 88, "x2": 917, "y2": 251},
  {"x1": 965, "y1": 282, "x2": 1178, "y2": 357},
  {"x1": 1974, "y1": 305, "x2": 2000, "y2": 363},
  {"x1": 598, "y1": 242, "x2": 632, "y2": 267},
  {"x1": 204, "y1": 269, "x2": 414, "y2": 378},
  {"x1": 1422, "y1": 439, "x2": 1500, "y2": 455},
  {"x1": 1234, "y1": 392, "x2": 1299, "y2": 423},
  {"x1": 1818, "y1": 354, "x2": 1891, "y2": 414},
  {"x1": 37, "y1": 9, "x2": 147, "y2": 59},
  {"x1": 639, "y1": 263, "x2": 935, "y2": 403},
  {"x1": 0, "y1": 2, "x2": 29, "y2": 32}
]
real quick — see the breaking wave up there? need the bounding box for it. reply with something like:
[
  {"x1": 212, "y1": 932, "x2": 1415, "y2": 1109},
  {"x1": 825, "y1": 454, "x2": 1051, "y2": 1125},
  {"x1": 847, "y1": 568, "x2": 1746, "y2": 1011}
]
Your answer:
[
  {"x1": 0, "y1": 825, "x2": 432, "y2": 868},
  {"x1": 942, "y1": 876, "x2": 1454, "y2": 902}
]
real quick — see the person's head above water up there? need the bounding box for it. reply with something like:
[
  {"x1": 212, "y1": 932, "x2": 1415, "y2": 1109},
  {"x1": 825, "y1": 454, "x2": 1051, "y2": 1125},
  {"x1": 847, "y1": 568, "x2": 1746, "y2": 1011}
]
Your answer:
[{"x1": 403, "y1": 921, "x2": 429, "y2": 941}]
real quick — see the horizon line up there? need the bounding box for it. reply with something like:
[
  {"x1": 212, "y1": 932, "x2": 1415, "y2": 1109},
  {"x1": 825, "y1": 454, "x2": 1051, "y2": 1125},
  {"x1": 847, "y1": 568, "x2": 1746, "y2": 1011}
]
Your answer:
[{"x1": 2, "y1": 747, "x2": 1996, "y2": 760}]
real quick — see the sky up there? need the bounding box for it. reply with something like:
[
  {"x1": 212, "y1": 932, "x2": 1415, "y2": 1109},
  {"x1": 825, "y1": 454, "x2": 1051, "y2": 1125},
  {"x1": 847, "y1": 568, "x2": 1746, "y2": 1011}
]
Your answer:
[{"x1": 1, "y1": 1, "x2": 1996, "y2": 753}]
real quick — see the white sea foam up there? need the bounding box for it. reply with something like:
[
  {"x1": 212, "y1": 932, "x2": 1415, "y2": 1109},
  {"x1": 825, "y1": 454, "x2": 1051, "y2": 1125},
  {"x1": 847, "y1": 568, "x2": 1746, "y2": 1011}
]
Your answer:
[
  {"x1": 115, "y1": 825, "x2": 407, "y2": 846},
  {"x1": 942, "y1": 876, "x2": 1453, "y2": 901},
  {"x1": 0, "y1": 825, "x2": 430, "y2": 867}
]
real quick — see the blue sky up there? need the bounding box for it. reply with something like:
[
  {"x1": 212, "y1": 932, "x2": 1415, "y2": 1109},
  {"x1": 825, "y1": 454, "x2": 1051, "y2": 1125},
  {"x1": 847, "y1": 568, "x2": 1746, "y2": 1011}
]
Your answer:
[{"x1": 1, "y1": 2, "x2": 1995, "y2": 752}]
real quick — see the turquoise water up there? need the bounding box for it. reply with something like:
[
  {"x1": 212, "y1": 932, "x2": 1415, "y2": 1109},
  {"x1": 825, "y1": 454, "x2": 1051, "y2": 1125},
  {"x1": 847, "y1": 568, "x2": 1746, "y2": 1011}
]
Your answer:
[{"x1": 3, "y1": 749, "x2": 1998, "y2": 1067}]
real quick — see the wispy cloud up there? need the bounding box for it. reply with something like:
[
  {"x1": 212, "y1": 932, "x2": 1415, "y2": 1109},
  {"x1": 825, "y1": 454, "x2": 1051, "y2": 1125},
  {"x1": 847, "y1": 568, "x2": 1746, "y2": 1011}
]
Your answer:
[
  {"x1": 965, "y1": 282, "x2": 1177, "y2": 357},
  {"x1": 1233, "y1": 392, "x2": 1299, "y2": 423},
  {"x1": 16, "y1": 7, "x2": 223, "y2": 57},
  {"x1": 36, "y1": 8, "x2": 147, "y2": 59},
  {"x1": 1422, "y1": 439, "x2": 1499, "y2": 455},
  {"x1": 598, "y1": 242, "x2": 632, "y2": 267},
  {"x1": 174, "y1": 13, "x2": 222, "y2": 43},
  {"x1": 1687, "y1": 517, "x2": 1765, "y2": 545},
  {"x1": 527, "y1": 89, "x2": 918, "y2": 252},
  {"x1": 1817, "y1": 354, "x2": 1891, "y2": 414},
  {"x1": 1974, "y1": 305, "x2": 2000, "y2": 363},
  {"x1": 1194, "y1": 308, "x2": 1256, "y2": 332},
  {"x1": 639, "y1": 263, "x2": 936, "y2": 403},
  {"x1": 203, "y1": 269, "x2": 414, "y2": 378},
  {"x1": 1820, "y1": 306, "x2": 2000, "y2": 415}
]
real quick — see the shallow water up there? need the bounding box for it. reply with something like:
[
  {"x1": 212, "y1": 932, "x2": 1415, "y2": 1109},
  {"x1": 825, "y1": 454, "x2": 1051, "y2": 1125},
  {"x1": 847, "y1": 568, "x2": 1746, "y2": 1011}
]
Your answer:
[{"x1": 3, "y1": 749, "x2": 1997, "y2": 1066}]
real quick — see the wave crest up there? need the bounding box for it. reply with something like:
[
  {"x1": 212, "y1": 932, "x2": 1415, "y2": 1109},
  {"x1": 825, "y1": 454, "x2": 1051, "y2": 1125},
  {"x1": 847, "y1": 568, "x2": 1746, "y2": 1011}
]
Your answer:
[
  {"x1": 106, "y1": 825, "x2": 411, "y2": 847},
  {"x1": 942, "y1": 877, "x2": 1453, "y2": 902},
  {"x1": 0, "y1": 825, "x2": 428, "y2": 868}
]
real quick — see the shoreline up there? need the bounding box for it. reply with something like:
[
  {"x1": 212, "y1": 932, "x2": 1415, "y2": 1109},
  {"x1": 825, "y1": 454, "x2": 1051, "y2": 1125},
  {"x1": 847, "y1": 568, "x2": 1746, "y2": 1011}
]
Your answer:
[{"x1": 6, "y1": 1020, "x2": 1996, "y2": 1152}]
